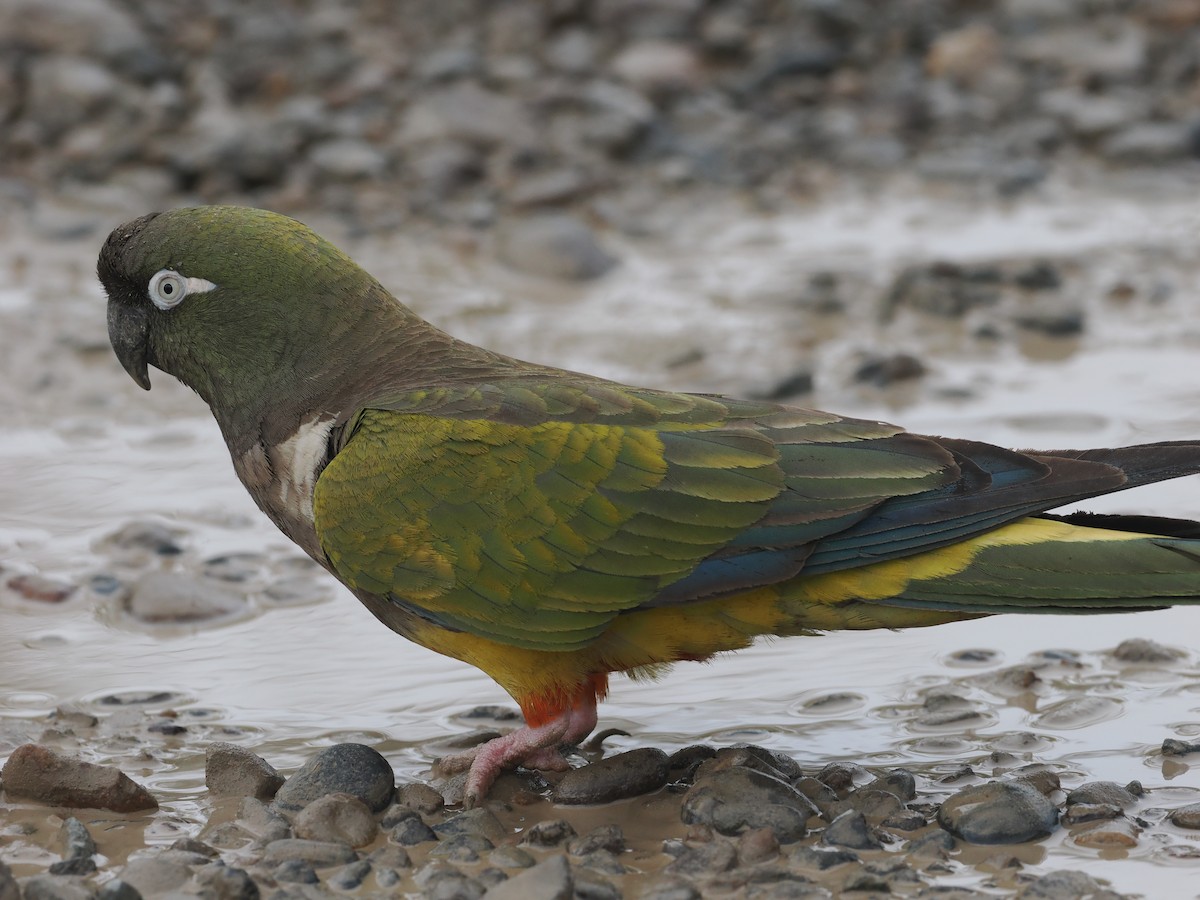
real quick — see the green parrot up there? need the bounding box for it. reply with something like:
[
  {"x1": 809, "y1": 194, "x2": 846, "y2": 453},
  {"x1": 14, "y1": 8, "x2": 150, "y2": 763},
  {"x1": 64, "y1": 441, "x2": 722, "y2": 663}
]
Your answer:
[{"x1": 100, "y1": 206, "x2": 1200, "y2": 805}]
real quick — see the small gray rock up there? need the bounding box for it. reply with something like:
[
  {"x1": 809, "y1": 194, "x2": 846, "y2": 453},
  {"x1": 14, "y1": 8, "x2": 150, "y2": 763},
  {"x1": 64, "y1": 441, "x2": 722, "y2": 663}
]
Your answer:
[
  {"x1": 193, "y1": 864, "x2": 259, "y2": 900},
  {"x1": 119, "y1": 856, "x2": 193, "y2": 896},
  {"x1": 20, "y1": 875, "x2": 97, "y2": 900},
  {"x1": 482, "y1": 854, "x2": 572, "y2": 900},
  {"x1": 125, "y1": 572, "x2": 246, "y2": 624},
  {"x1": 206, "y1": 742, "x2": 285, "y2": 800},
  {"x1": 822, "y1": 810, "x2": 881, "y2": 850},
  {"x1": 395, "y1": 781, "x2": 445, "y2": 814},
  {"x1": 663, "y1": 840, "x2": 737, "y2": 876},
  {"x1": 490, "y1": 845, "x2": 536, "y2": 869},
  {"x1": 0, "y1": 862, "x2": 19, "y2": 900},
  {"x1": 435, "y1": 807, "x2": 508, "y2": 843},
  {"x1": 309, "y1": 138, "x2": 387, "y2": 181},
  {"x1": 681, "y1": 765, "x2": 817, "y2": 843},
  {"x1": 1064, "y1": 781, "x2": 1140, "y2": 809},
  {"x1": 522, "y1": 818, "x2": 577, "y2": 847},
  {"x1": 1162, "y1": 738, "x2": 1200, "y2": 756},
  {"x1": 555, "y1": 748, "x2": 669, "y2": 804},
  {"x1": 274, "y1": 743, "x2": 394, "y2": 813},
  {"x1": 938, "y1": 781, "x2": 1059, "y2": 844},
  {"x1": 431, "y1": 832, "x2": 494, "y2": 861},
  {"x1": 262, "y1": 839, "x2": 358, "y2": 867},
  {"x1": 1112, "y1": 638, "x2": 1183, "y2": 663},
  {"x1": 1168, "y1": 802, "x2": 1200, "y2": 829},
  {"x1": 95, "y1": 880, "x2": 141, "y2": 900},
  {"x1": 236, "y1": 796, "x2": 292, "y2": 842},
  {"x1": 293, "y1": 792, "x2": 378, "y2": 847},
  {"x1": 327, "y1": 859, "x2": 372, "y2": 891},
  {"x1": 568, "y1": 824, "x2": 625, "y2": 856},
  {"x1": 495, "y1": 214, "x2": 619, "y2": 281},
  {"x1": 1018, "y1": 869, "x2": 1119, "y2": 899},
  {"x1": 275, "y1": 859, "x2": 319, "y2": 884},
  {"x1": 639, "y1": 879, "x2": 701, "y2": 900},
  {"x1": 390, "y1": 813, "x2": 439, "y2": 845}
]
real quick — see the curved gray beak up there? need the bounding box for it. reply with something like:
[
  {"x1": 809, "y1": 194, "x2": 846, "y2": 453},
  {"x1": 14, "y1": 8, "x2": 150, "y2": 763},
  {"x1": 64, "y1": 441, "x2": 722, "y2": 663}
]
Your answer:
[{"x1": 107, "y1": 300, "x2": 152, "y2": 390}]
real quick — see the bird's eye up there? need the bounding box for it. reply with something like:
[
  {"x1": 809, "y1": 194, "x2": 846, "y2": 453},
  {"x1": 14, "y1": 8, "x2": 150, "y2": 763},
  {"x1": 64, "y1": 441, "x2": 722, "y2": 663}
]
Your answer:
[
  {"x1": 148, "y1": 270, "x2": 188, "y2": 310},
  {"x1": 146, "y1": 269, "x2": 217, "y2": 311}
]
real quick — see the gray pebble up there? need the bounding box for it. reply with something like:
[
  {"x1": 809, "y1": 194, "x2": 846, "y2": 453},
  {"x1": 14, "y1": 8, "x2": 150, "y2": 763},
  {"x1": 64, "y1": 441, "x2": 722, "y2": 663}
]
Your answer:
[
  {"x1": 482, "y1": 854, "x2": 572, "y2": 900},
  {"x1": 1168, "y1": 802, "x2": 1200, "y2": 829},
  {"x1": 568, "y1": 824, "x2": 625, "y2": 856},
  {"x1": 95, "y1": 881, "x2": 142, "y2": 900},
  {"x1": 125, "y1": 572, "x2": 246, "y2": 625},
  {"x1": 119, "y1": 856, "x2": 194, "y2": 896},
  {"x1": 275, "y1": 859, "x2": 319, "y2": 884},
  {"x1": 822, "y1": 810, "x2": 881, "y2": 850},
  {"x1": 206, "y1": 742, "x2": 285, "y2": 800},
  {"x1": 789, "y1": 846, "x2": 859, "y2": 870},
  {"x1": 682, "y1": 766, "x2": 817, "y2": 843},
  {"x1": 394, "y1": 781, "x2": 445, "y2": 815},
  {"x1": 21, "y1": 875, "x2": 97, "y2": 900},
  {"x1": 1111, "y1": 638, "x2": 1183, "y2": 663},
  {"x1": 1064, "y1": 781, "x2": 1140, "y2": 809},
  {"x1": 293, "y1": 792, "x2": 378, "y2": 847},
  {"x1": 274, "y1": 743, "x2": 394, "y2": 813},
  {"x1": 193, "y1": 864, "x2": 260, "y2": 899},
  {"x1": 391, "y1": 814, "x2": 439, "y2": 845},
  {"x1": 938, "y1": 781, "x2": 1059, "y2": 844},
  {"x1": 236, "y1": 796, "x2": 293, "y2": 842},
  {"x1": 368, "y1": 845, "x2": 412, "y2": 869},
  {"x1": 489, "y1": 845, "x2": 536, "y2": 869},
  {"x1": 522, "y1": 819, "x2": 577, "y2": 847},
  {"x1": 435, "y1": 807, "x2": 508, "y2": 843},
  {"x1": 431, "y1": 833, "x2": 495, "y2": 862},
  {"x1": 574, "y1": 850, "x2": 626, "y2": 876},
  {"x1": 327, "y1": 859, "x2": 372, "y2": 891},
  {"x1": 1061, "y1": 803, "x2": 1125, "y2": 826},
  {"x1": 495, "y1": 213, "x2": 618, "y2": 281},
  {"x1": 0, "y1": 863, "x2": 18, "y2": 900},
  {"x1": 815, "y1": 762, "x2": 867, "y2": 796},
  {"x1": 1162, "y1": 738, "x2": 1200, "y2": 756},
  {"x1": 666, "y1": 745, "x2": 716, "y2": 783},
  {"x1": 1017, "y1": 869, "x2": 1123, "y2": 899},
  {"x1": 261, "y1": 839, "x2": 357, "y2": 867},
  {"x1": 638, "y1": 879, "x2": 701, "y2": 900},
  {"x1": 663, "y1": 839, "x2": 737, "y2": 876},
  {"x1": 102, "y1": 521, "x2": 184, "y2": 558}
]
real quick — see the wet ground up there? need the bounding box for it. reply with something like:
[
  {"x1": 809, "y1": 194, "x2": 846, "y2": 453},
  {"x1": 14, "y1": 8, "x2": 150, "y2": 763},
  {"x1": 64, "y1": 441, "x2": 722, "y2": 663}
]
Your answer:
[{"x1": 4, "y1": 174, "x2": 1200, "y2": 896}]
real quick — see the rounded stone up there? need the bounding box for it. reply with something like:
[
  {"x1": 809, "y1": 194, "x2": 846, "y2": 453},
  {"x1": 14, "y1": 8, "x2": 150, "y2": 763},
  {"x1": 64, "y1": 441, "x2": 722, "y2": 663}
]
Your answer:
[
  {"x1": 293, "y1": 792, "x2": 379, "y2": 847},
  {"x1": 274, "y1": 743, "x2": 395, "y2": 813},
  {"x1": 937, "y1": 781, "x2": 1059, "y2": 844},
  {"x1": 554, "y1": 748, "x2": 670, "y2": 805}
]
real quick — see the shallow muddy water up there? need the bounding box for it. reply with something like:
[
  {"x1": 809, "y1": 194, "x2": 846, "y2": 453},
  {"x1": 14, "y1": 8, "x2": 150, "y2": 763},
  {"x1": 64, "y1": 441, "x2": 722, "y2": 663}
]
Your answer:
[{"x1": 4, "y1": 181, "x2": 1200, "y2": 894}]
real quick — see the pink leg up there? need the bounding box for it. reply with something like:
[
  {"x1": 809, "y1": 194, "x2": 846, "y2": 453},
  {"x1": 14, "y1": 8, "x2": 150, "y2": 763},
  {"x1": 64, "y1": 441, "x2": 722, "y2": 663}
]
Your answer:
[{"x1": 434, "y1": 690, "x2": 600, "y2": 807}]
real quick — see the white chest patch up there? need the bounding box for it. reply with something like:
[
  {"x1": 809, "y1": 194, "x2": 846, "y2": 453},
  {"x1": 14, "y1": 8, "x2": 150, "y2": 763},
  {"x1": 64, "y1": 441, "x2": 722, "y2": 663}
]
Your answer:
[{"x1": 271, "y1": 416, "x2": 335, "y2": 525}]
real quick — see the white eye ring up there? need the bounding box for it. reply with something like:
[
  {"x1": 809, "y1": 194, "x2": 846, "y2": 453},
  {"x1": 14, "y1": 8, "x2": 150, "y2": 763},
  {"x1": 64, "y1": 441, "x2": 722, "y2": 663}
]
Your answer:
[{"x1": 147, "y1": 269, "x2": 217, "y2": 311}]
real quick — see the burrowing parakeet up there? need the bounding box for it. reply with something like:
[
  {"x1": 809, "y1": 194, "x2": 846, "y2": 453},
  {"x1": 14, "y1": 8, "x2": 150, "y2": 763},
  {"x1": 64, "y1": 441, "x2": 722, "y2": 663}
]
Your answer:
[{"x1": 99, "y1": 206, "x2": 1200, "y2": 804}]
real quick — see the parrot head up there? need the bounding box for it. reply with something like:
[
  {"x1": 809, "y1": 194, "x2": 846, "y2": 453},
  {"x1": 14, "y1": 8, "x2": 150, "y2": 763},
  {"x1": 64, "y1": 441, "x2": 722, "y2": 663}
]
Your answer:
[{"x1": 98, "y1": 206, "x2": 385, "y2": 400}]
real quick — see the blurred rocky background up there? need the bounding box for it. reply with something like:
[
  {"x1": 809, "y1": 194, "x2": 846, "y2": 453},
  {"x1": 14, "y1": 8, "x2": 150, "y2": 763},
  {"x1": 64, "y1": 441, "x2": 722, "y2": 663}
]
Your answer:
[{"x1": 4, "y1": 0, "x2": 1200, "y2": 241}]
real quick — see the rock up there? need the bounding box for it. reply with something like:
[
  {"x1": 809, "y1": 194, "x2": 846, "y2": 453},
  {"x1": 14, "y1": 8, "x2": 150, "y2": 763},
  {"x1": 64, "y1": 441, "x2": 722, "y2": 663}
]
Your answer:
[
  {"x1": 853, "y1": 353, "x2": 928, "y2": 388},
  {"x1": 495, "y1": 213, "x2": 619, "y2": 281},
  {"x1": 2, "y1": 744, "x2": 157, "y2": 812},
  {"x1": 95, "y1": 880, "x2": 141, "y2": 900},
  {"x1": 568, "y1": 824, "x2": 626, "y2": 856},
  {"x1": 275, "y1": 859, "x2": 319, "y2": 884},
  {"x1": 926, "y1": 24, "x2": 1000, "y2": 82},
  {"x1": 938, "y1": 782, "x2": 1058, "y2": 844},
  {"x1": 1162, "y1": 738, "x2": 1200, "y2": 757},
  {"x1": 789, "y1": 845, "x2": 860, "y2": 871},
  {"x1": 1111, "y1": 638, "x2": 1183, "y2": 663},
  {"x1": 1064, "y1": 781, "x2": 1140, "y2": 809},
  {"x1": 49, "y1": 816, "x2": 98, "y2": 875},
  {"x1": 1104, "y1": 123, "x2": 1193, "y2": 163},
  {"x1": 0, "y1": 863, "x2": 17, "y2": 900},
  {"x1": 274, "y1": 743, "x2": 394, "y2": 813},
  {"x1": 262, "y1": 839, "x2": 358, "y2": 868},
  {"x1": 309, "y1": 138, "x2": 388, "y2": 181},
  {"x1": 906, "y1": 830, "x2": 956, "y2": 859},
  {"x1": 666, "y1": 745, "x2": 717, "y2": 783},
  {"x1": 1168, "y1": 802, "x2": 1200, "y2": 829},
  {"x1": 435, "y1": 807, "x2": 507, "y2": 845},
  {"x1": 822, "y1": 810, "x2": 881, "y2": 850},
  {"x1": 482, "y1": 854, "x2": 572, "y2": 900},
  {"x1": 490, "y1": 845, "x2": 536, "y2": 869},
  {"x1": 193, "y1": 864, "x2": 260, "y2": 899},
  {"x1": 102, "y1": 521, "x2": 184, "y2": 558},
  {"x1": 20, "y1": 875, "x2": 98, "y2": 900},
  {"x1": 737, "y1": 826, "x2": 780, "y2": 864},
  {"x1": 119, "y1": 856, "x2": 194, "y2": 896},
  {"x1": 235, "y1": 796, "x2": 292, "y2": 842},
  {"x1": 293, "y1": 792, "x2": 378, "y2": 847},
  {"x1": 1018, "y1": 869, "x2": 1120, "y2": 898},
  {"x1": 389, "y1": 811, "x2": 439, "y2": 845},
  {"x1": 681, "y1": 766, "x2": 817, "y2": 844},
  {"x1": 1071, "y1": 817, "x2": 1140, "y2": 848},
  {"x1": 7, "y1": 572, "x2": 76, "y2": 602},
  {"x1": 394, "y1": 781, "x2": 445, "y2": 815},
  {"x1": 571, "y1": 867, "x2": 621, "y2": 900},
  {"x1": 663, "y1": 840, "x2": 737, "y2": 876},
  {"x1": 864, "y1": 769, "x2": 917, "y2": 803},
  {"x1": 522, "y1": 819, "x2": 577, "y2": 847},
  {"x1": 639, "y1": 878, "x2": 701, "y2": 900},
  {"x1": 555, "y1": 747, "x2": 669, "y2": 804},
  {"x1": 206, "y1": 742, "x2": 285, "y2": 800},
  {"x1": 124, "y1": 572, "x2": 246, "y2": 625},
  {"x1": 883, "y1": 263, "x2": 1002, "y2": 319},
  {"x1": 1061, "y1": 803, "x2": 1124, "y2": 826},
  {"x1": 611, "y1": 41, "x2": 702, "y2": 93},
  {"x1": 400, "y1": 82, "x2": 534, "y2": 148},
  {"x1": 327, "y1": 859, "x2": 372, "y2": 891},
  {"x1": 430, "y1": 833, "x2": 494, "y2": 862}
]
